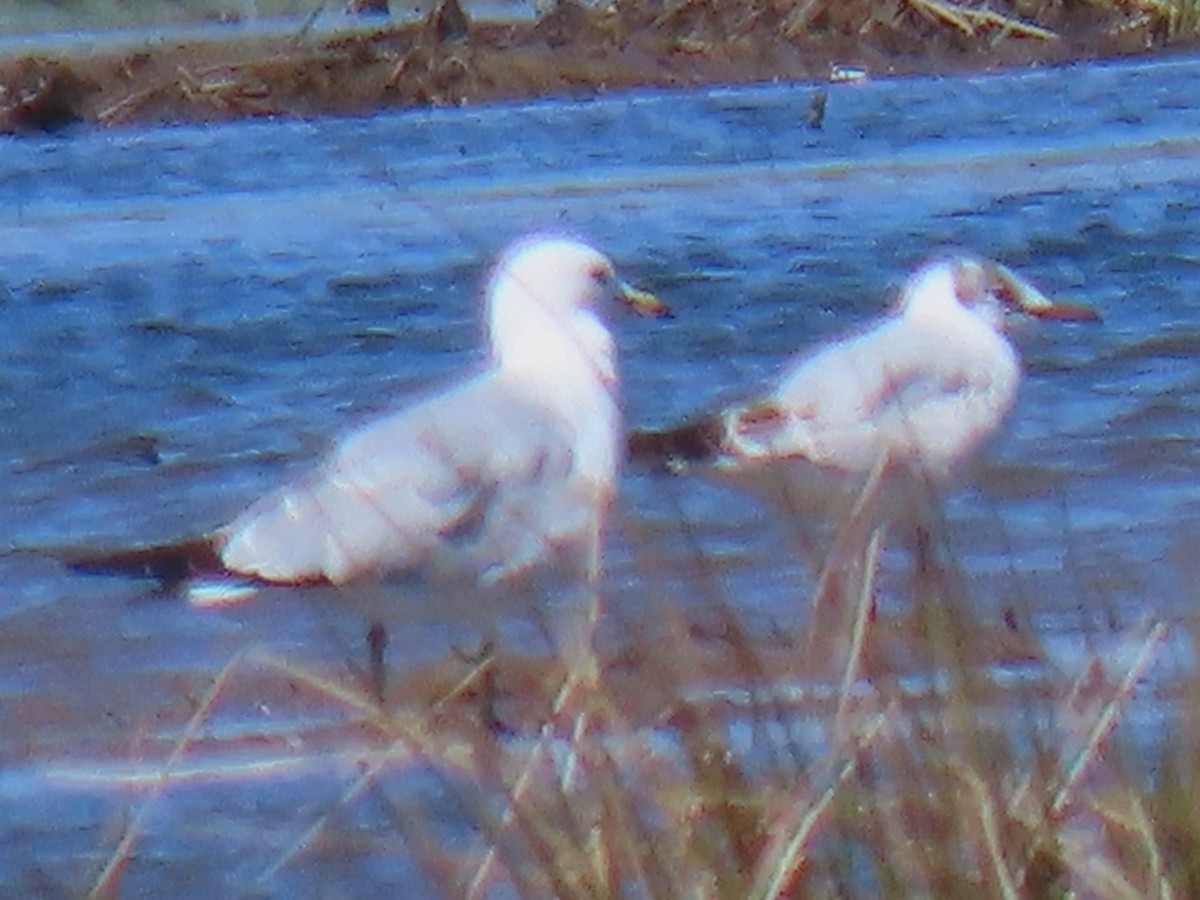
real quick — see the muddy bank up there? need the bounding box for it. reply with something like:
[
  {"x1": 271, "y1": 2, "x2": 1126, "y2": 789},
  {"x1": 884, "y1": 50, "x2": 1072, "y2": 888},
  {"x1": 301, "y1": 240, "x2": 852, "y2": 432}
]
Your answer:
[{"x1": 0, "y1": 0, "x2": 1196, "y2": 132}]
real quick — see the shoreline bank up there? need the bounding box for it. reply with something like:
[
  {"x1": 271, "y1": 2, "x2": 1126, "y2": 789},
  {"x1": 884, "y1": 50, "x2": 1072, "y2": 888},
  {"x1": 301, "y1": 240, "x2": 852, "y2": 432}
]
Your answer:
[{"x1": 1, "y1": 1, "x2": 1197, "y2": 133}]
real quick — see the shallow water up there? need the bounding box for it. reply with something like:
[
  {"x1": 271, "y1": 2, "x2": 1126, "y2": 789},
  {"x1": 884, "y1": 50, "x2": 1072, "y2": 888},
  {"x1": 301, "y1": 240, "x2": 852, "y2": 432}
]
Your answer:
[
  {"x1": 0, "y1": 0, "x2": 537, "y2": 52},
  {"x1": 4, "y1": 54, "x2": 1200, "y2": 893}
]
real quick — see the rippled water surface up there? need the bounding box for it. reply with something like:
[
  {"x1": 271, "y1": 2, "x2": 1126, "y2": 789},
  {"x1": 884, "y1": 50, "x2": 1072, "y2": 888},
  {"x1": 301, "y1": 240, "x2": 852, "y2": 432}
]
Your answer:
[{"x1": 5, "y1": 53, "x2": 1200, "y2": 893}]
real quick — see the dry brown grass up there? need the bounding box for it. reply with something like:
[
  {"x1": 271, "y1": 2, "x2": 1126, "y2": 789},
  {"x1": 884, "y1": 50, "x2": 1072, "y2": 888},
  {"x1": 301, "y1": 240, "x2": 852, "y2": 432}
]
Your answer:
[
  {"x1": 3, "y1": 0, "x2": 1200, "y2": 132},
  {"x1": 75, "y1": 512, "x2": 1196, "y2": 898}
]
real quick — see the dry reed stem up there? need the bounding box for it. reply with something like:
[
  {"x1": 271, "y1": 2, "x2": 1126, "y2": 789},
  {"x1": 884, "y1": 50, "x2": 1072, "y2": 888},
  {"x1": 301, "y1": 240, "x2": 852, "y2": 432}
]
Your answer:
[
  {"x1": 1129, "y1": 795, "x2": 1176, "y2": 900},
  {"x1": 1051, "y1": 619, "x2": 1168, "y2": 820},
  {"x1": 1046, "y1": 785, "x2": 1174, "y2": 899},
  {"x1": 466, "y1": 709, "x2": 594, "y2": 895},
  {"x1": 86, "y1": 643, "x2": 500, "y2": 892},
  {"x1": 585, "y1": 740, "x2": 680, "y2": 900},
  {"x1": 253, "y1": 638, "x2": 642, "y2": 896},
  {"x1": 1122, "y1": 0, "x2": 1200, "y2": 36},
  {"x1": 88, "y1": 648, "x2": 255, "y2": 898},
  {"x1": 905, "y1": 0, "x2": 1059, "y2": 39},
  {"x1": 98, "y1": 60, "x2": 271, "y2": 126},
  {"x1": 1079, "y1": 790, "x2": 1176, "y2": 900},
  {"x1": 959, "y1": 766, "x2": 1022, "y2": 900},
  {"x1": 257, "y1": 649, "x2": 499, "y2": 882},
  {"x1": 260, "y1": 730, "x2": 436, "y2": 882},
  {"x1": 96, "y1": 82, "x2": 171, "y2": 125},
  {"x1": 832, "y1": 527, "x2": 882, "y2": 742},
  {"x1": 459, "y1": 585, "x2": 659, "y2": 897},
  {"x1": 248, "y1": 648, "x2": 397, "y2": 731},
  {"x1": 1058, "y1": 822, "x2": 1149, "y2": 900},
  {"x1": 807, "y1": 451, "x2": 890, "y2": 663},
  {"x1": 749, "y1": 705, "x2": 892, "y2": 899}
]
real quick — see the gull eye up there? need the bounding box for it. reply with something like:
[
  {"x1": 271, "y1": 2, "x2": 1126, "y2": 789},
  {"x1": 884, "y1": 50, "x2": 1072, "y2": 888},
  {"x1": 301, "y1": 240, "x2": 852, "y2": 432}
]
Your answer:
[
  {"x1": 991, "y1": 279, "x2": 1017, "y2": 307},
  {"x1": 587, "y1": 262, "x2": 609, "y2": 284}
]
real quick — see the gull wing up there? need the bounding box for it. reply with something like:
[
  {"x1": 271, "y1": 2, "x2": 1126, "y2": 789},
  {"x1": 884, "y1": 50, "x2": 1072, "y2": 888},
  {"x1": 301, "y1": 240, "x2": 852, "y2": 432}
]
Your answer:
[
  {"x1": 626, "y1": 413, "x2": 725, "y2": 470},
  {"x1": 219, "y1": 370, "x2": 589, "y2": 586},
  {"x1": 61, "y1": 536, "x2": 224, "y2": 586},
  {"x1": 732, "y1": 317, "x2": 1021, "y2": 477}
]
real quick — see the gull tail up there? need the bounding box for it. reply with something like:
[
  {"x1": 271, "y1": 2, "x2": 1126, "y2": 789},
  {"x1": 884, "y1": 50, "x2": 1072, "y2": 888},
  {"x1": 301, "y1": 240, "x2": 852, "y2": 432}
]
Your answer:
[
  {"x1": 627, "y1": 415, "x2": 726, "y2": 471},
  {"x1": 62, "y1": 537, "x2": 225, "y2": 587}
]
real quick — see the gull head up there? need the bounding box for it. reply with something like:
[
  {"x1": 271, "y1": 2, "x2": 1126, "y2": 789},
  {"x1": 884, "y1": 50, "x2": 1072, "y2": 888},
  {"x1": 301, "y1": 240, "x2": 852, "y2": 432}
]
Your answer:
[
  {"x1": 487, "y1": 235, "x2": 669, "y2": 322},
  {"x1": 486, "y1": 235, "x2": 669, "y2": 377},
  {"x1": 901, "y1": 256, "x2": 1100, "y2": 332}
]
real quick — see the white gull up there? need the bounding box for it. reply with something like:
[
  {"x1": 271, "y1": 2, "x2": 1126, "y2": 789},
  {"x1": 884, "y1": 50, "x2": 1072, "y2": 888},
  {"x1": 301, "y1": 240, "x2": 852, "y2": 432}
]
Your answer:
[
  {"x1": 69, "y1": 235, "x2": 670, "y2": 602},
  {"x1": 630, "y1": 255, "x2": 1098, "y2": 524}
]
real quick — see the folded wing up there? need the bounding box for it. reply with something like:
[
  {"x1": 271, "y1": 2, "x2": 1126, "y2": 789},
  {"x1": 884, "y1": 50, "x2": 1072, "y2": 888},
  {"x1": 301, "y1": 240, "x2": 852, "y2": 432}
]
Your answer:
[
  {"x1": 742, "y1": 317, "x2": 1020, "y2": 477},
  {"x1": 219, "y1": 371, "x2": 592, "y2": 585}
]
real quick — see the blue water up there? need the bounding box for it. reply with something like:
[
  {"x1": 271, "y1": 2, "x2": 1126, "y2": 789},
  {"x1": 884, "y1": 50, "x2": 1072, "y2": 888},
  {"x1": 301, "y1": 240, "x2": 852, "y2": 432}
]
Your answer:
[
  {"x1": 4, "y1": 53, "x2": 1200, "y2": 894},
  {"x1": 0, "y1": 1, "x2": 536, "y2": 52}
]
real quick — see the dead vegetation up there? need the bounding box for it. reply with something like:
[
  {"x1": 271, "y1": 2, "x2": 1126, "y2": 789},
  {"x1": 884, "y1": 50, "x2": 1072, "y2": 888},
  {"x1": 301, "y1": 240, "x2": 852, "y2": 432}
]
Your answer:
[
  {"x1": 70, "y1": 528, "x2": 1194, "y2": 898},
  {"x1": 2, "y1": 0, "x2": 1200, "y2": 132},
  {"x1": 49, "y1": 457, "x2": 1192, "y2": 896}
]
